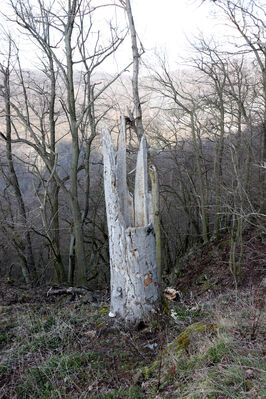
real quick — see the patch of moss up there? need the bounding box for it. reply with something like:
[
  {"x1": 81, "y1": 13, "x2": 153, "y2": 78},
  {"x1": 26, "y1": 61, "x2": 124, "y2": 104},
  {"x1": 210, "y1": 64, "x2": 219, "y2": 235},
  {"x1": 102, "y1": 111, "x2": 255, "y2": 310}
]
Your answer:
[
  {"x1": 167, "y1": 322, "x2": 218, "y2": 355},
  {"x1": 98, "y1": 305, "x2": 110, "y2": 315}
]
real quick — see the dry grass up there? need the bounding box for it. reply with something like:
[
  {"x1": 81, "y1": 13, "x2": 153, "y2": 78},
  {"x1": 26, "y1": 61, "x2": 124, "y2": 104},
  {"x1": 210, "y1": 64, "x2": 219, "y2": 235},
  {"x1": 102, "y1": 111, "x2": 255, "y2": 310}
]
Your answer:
[
  {"x1": 140, "y1": 288, "x2": 265, "y2": 399},
  {"x1": 0, "y1": 284, "x2": 265, "y2": 398}
]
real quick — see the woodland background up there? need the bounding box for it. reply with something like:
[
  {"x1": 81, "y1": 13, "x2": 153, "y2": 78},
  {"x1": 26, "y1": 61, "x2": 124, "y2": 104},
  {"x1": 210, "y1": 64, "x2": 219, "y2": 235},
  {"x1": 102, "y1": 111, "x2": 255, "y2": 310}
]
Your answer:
[
  {"x1": 0, "y1": 0, "x2": 265, "y2": 289},
  {"x1": 0, "y1": 1, "x2": 265, "y2": 398}
]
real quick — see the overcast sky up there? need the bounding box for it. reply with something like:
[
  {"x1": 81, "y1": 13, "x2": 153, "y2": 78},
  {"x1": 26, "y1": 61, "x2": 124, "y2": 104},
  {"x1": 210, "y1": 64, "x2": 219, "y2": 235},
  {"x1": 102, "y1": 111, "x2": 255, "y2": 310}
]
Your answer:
[
  {"x1": 0, "y1": 0, "x2": 227, "y2": 72},
  {"x1": 111, "y1": 0, "x2": 226, "y2": 72},
  {"x1": 131, "y1": 0, "x2": 219, "y2": 59}
]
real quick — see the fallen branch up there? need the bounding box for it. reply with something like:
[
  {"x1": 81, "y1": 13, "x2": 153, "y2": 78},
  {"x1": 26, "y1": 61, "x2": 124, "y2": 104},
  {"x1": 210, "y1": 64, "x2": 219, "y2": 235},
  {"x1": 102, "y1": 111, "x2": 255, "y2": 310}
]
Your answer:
[
  {"x1": 47, "y1": 287, "x2": 89, "y2": 296},
  {"x1": 46, "y1": 286, "x2": 103, "y2": 303}
]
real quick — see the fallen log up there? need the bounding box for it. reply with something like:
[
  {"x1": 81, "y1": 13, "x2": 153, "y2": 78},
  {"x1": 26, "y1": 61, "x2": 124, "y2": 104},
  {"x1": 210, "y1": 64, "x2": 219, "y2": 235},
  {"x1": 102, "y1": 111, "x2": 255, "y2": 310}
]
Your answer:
[
  {"x1": 46, "y1": 287, "x2": 102, "y2": 303},
  {"x1": 47, "y1": 287, "x2": 89, "y2": 296}
]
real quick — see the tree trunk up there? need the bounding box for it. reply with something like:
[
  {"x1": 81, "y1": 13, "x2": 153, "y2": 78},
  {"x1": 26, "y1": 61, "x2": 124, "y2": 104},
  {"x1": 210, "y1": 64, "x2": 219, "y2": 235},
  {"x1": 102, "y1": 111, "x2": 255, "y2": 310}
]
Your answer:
[
  {"x1": 149, "y1": 164, "x2": 162, "y2": 284},
  {"x1": 102, "y1": 119, "x2": 160, "y2": 325},
  {"x1": 2, "y1": 57, "x2": 35, "y2": 285},
  {"x1": 65, "y1": 3, "x2": 87, "y2": 285},
  {"x1": 125, "y1": 0, "x2": 144, "y2": 139}
]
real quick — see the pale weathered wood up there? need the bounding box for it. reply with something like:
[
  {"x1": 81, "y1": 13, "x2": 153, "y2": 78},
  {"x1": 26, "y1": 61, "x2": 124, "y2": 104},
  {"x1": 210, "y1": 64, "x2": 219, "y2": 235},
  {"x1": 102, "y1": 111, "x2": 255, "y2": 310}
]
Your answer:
[
  {"x1": 116, "y1": 116, "x2": 130, "y2": 227},
  {"x1": 128, "y1": 191, "x2": 134, "y2": 227},
  {"x1": 102, "y1": 128, "x2": 160, "y2": 325},
  {"x1": 124, "y1": 224, "x2": 159, "y2": 322},
  {"x1": 47, "y1": 287, "x2": 89, "y2": 296},
  {"x1": 102, "y1": 128, "x2": 127, "y2": 317},
  {"x1": 134, "y1": 135, "x2": 149, "y2": 227}
]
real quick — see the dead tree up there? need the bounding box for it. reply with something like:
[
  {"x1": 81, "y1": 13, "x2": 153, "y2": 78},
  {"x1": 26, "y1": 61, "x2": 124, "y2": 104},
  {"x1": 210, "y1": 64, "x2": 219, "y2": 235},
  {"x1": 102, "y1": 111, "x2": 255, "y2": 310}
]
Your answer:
[{"x1": 102, "y1": 117, "x2": 160, "y2": 326}]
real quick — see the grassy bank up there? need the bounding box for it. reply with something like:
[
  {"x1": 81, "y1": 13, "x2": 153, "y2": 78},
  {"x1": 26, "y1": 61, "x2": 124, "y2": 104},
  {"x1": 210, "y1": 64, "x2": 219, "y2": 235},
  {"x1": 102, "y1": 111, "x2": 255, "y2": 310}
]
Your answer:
[{"x1": 0, "y1": 282, "x2": 265, "y2": 398}]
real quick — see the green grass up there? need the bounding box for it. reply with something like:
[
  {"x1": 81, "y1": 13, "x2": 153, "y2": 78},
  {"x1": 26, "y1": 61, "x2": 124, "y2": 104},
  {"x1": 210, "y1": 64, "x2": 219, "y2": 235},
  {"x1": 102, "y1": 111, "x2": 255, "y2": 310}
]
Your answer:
[
  {"x1": 90, "y1": 386, "x2": 144, "y2": 399},
  {"x1": 16, "y1": 351, "x2": 106, "y2": 398},
  {"x1": 0, "y1": 289, "x2": 265, "y2": 398},
  {"x1": 137, "y1": 292, "x2": 266, "y2": 399},
  {"x1": 171, "y1": 304, "x2": 211, "y2": 322}
]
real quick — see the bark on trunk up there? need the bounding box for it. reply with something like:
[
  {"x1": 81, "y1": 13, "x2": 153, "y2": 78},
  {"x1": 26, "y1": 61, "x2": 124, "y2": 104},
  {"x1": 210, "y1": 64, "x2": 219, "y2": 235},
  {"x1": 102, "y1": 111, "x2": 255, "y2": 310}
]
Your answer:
[
  {"x1": 3, "y1": 61, "x2": 35, "y2": 285},
  {"x1": 149, "y1": 164, "x2": 162, "y2": 284},
  {"x1": 125, "y1": 0, "x2": 144, "y2": 140}
]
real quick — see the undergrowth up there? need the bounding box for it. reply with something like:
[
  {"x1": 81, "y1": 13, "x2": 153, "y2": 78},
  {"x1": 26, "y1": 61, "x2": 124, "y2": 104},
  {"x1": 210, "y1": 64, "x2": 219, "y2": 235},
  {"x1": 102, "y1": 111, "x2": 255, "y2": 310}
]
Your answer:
[
  {"x1": 140, "y1": 289, "x2": 265, "y2": 398},
  {"x1": 0, "y1": 287, "x2": 265, "y2": 398}
]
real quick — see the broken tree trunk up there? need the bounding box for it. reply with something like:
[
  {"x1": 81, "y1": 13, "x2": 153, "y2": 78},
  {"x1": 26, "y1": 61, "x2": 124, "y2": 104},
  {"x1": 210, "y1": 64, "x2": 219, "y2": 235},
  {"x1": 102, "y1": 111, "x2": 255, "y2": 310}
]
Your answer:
[{"x1": 102, "y1": 118, "x2": 160, "y2": 325}]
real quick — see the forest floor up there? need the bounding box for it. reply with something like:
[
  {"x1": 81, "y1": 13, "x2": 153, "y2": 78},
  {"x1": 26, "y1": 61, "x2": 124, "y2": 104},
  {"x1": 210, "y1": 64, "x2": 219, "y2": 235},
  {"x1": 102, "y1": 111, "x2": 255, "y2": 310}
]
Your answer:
[{"x1": 0, "y1": 230, "x2": 265, "y2": 398}]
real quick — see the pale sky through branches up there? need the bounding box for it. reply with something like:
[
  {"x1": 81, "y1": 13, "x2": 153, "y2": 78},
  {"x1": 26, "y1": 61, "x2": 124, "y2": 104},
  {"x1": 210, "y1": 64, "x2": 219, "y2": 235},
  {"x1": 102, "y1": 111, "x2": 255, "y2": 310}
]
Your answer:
[
  {"x1": 0, "y1": 0, "x2": 230, "y2": 73},
  {"x1": 107, "y1": 0, "x2": 226, "y2": 72},
  {"x1": 130, "y1": 0, "x2": 219, "y2": 61}
]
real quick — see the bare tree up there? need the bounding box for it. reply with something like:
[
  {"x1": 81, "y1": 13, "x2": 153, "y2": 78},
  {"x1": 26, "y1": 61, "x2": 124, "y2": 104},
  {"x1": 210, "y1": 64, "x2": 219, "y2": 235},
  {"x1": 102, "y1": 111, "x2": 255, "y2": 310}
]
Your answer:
[
  {"x1": 0, "y1": 36, "x2": 36, "y2": 285},
  {"x1": 121, "y1": 0, "x2": 162, "y2": 280},
  {"x1": 149, "y1": 61, "x2": 209, "y2": 243},
  {"x1": 3, "y1": 0, "x2": 131, "y2": 284},
  {"x1": 205, "y1": 0, "x2": 266, "y2": 210},
  {"x1": 122, "y1": 0, "x2": 144, "y2": 139}
]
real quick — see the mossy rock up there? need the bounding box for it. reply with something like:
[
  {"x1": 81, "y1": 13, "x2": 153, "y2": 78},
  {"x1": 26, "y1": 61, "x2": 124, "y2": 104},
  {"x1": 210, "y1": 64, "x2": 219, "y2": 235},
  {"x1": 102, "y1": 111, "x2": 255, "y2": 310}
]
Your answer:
[
  {"x1": 136, "y1": 322, "x2": 218, "y2": 383},
  {"x1": 165, "y1": 322, "x2": 218, "y2": 356}
]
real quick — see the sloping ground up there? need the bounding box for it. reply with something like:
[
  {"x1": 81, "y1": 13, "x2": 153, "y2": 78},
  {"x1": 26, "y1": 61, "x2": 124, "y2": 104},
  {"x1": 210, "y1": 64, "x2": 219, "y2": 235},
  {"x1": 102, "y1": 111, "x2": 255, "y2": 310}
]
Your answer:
[
  {"x1": 174, "y1": 229, "x2": 265, "y2": 297},
  {"x1": 0, "y1": 291, "x2": 174, "y2": 399},
  {"x1": 0, "y1": 229, "x2": 265, "y2": 398},
  {"x1": 140, "y1": 287, "x2": 265, "y2": 398}
]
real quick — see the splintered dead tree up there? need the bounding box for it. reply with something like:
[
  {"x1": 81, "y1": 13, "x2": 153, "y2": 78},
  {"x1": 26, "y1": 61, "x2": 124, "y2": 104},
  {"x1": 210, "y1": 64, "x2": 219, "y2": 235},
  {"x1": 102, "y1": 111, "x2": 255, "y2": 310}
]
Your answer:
[{"x1": 102, "y1": 118, "x2": 160, "y2": 325}]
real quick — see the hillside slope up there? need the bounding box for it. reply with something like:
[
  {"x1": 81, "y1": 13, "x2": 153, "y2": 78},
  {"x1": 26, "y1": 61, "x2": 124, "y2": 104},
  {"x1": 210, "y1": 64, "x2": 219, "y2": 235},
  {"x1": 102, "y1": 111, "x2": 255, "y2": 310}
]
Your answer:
[{"x1": 0, "y1": 230, "x2": 265, "y2": 398}]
